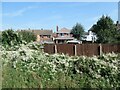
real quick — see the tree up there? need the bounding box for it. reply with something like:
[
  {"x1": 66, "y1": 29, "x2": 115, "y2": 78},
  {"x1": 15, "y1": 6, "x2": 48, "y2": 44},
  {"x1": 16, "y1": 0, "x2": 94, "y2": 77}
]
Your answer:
[
  {"x1": 71, "y1": 23, "x2": 84, "y2": 40},
  {"x1": 115, "y1": 30, "x2": 120, "y2": 43},
  {"x1": 18, "y1": 30, "x2": 36, "y2": 43},
  {"x1": 91, "y1": 15, "x2": 117, "y2": 43},
  {"x1": 0, "y1": 31, "x2": 2, "y2": 44},
  {"x1": 2, "y1": 29, "x2": 22, "y2": 47}
]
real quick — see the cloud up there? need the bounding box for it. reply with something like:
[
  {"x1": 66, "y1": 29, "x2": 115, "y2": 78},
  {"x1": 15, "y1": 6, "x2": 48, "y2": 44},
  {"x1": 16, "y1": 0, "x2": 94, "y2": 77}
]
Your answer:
[{"x1": 3, "y1": 6, "x2": 37, "y2": 17}]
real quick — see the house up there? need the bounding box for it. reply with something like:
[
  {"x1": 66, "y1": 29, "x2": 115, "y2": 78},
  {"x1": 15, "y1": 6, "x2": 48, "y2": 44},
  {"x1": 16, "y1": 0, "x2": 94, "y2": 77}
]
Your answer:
[
  {"x1": 32, "y1": 29, "x2": 53, "y2": 43},
  {"x1": 18, "y1": 29, "x2": 53, "y2": 43},
  {"x1": 82, "y1": 30, "x2": 97, "y2": 43},
  {"x1": 53, "y1": 26, "x2": 74, "y2": 44}
]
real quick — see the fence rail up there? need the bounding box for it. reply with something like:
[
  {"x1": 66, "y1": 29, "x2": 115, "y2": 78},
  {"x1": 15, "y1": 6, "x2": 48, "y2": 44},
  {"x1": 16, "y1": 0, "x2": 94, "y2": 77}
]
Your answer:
[{"x1": 44, "y1": 44, "x2": 120, "y2": 56}]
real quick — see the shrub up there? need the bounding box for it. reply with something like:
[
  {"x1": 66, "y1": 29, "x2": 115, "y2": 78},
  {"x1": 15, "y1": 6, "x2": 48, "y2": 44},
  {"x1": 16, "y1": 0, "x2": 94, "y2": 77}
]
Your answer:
[
  {"x1": 0, "y1": 31, "x2": 2, "y2": 44},
  {"x1": 1, "y1": 29, "x2": 22, "y2": 47},
  {"x1": 18, "y1": 30, "x2": 36, "y2": 43}
]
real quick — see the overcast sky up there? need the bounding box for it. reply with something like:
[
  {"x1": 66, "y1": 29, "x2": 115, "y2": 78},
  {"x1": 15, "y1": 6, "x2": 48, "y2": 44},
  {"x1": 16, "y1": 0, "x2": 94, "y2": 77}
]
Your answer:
[{"x1": 2, "y1": 2, "x2": 118, "y2": 32}]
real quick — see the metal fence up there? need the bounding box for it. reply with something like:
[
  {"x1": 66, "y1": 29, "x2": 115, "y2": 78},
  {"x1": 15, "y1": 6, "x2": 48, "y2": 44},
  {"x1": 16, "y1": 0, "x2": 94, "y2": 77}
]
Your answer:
[{"x1": 44, "y1": 44, "x2": 120, "y2": 56}]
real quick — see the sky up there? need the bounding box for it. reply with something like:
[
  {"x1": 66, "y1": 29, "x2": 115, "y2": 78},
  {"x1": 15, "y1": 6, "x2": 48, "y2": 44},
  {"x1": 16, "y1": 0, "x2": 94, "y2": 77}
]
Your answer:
[{"x1": 2, "y1": 2, "x2": 118, "y2": 32}]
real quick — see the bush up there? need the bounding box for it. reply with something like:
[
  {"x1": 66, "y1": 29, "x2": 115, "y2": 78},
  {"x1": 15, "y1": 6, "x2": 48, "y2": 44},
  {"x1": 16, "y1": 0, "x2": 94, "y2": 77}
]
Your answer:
[
  {"x1": 1, "y1": 29, "x2": 22, "y2": 47},
  {"x1": 0, "y1": 31, "x2": 2, "y2": 44},
  {"x1": 18, "y1": 30, "x2": 36, "y2": 43},
  {"x1": 1, "y1": 29, "x2": 37, "y2": 49}
]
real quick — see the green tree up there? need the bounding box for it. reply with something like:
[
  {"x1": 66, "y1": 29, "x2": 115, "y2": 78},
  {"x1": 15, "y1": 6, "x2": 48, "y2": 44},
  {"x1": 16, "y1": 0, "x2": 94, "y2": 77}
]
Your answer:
[
  {"x1": 18, "y1": 30, "x2": 36, "y2": 43},
  {"x1": 0, "y1": 31, "x2": 2, "y2": 44},
  {"x1": 71, "y1": 23, "x2": 84, "y2": 40},
  {"x1": 91, "y1": 15, "x2": 117, "y2": 43},
  {"x1": 115, "y1": 32, "x2": 120, "y2": 43},
  {"x1": 2, "y1": 29, "x2": 22, "y2": 47}
]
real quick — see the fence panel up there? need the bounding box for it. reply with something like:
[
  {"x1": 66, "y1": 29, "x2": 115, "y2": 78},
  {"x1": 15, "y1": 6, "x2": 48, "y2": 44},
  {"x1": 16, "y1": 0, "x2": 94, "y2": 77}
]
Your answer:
[
  {"x1": 76, "y1": 44, "x2": 99, "y2": 56},
  {"x1": 117, "y1": 44, "x2": 120, "y2": 53},
  {"x1": 44, "y1": 44, "x2": 55, "y2": 54},
  {"x1": 57, "y1": 44, "x2": 74, "y2": 56},
  {"x1": 102, "y1": 44, "x2": 119, "y2": 54}
]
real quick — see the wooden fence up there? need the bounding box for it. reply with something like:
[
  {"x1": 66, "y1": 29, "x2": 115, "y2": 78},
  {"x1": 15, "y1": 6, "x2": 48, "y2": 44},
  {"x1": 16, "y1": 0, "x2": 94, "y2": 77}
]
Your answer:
[{"x1": 44, "y1": 44, "x2": 120, "y2": 56}]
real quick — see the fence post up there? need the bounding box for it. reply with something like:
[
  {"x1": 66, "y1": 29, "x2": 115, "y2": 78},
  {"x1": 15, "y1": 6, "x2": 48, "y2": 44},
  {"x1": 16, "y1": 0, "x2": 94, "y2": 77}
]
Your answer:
[
  {"x1": 55, "y1": 44, "x2": 57, "y2": 53},
  {"x1": 74, "y1": 45, "x2": 77, "y2": 56},
  {"x1": 99, "y1": 44, "x2": 102, "y2": 56}
]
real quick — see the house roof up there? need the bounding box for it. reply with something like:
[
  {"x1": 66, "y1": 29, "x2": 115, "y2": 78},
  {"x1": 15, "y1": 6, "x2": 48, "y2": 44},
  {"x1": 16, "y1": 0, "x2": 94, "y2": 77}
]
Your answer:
[
  {"x1": 52, "y1": 33, "x2": 57, "y2": 38},
  {"x1": 17, "y1": 29, "x2": 53, "y2": 35},
  {"x1": 32, "y1": 30, "x2": 53, "y2": 35},
  {"x1": 83, "y1": 32, "x2": 89, "y2": 35},
  {"x1": 57, "y1": 28, "x2": 71, "y2": 33},
  {"x1": 17, "y1": 30, "x2": 52, "y2": 35}
]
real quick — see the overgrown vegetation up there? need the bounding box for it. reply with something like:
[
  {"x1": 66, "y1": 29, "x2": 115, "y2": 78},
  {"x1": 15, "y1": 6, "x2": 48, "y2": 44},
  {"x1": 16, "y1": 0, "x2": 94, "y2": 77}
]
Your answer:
[
  {"x1": 1, "y1": 29, "x2": 22, "y2": 47},
  {"x1": 1, "y1": 29, "x2": 36, "y2": 48},
  {"x1": 18, "y1": 30, "x2": 36, "y2": 43},
  {"x1": 1, "y1": 43, "x2": 120, "y2": 88}
]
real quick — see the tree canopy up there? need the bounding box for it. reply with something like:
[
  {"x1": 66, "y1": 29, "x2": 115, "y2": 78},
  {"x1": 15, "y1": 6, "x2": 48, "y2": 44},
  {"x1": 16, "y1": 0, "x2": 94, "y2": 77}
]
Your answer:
[
  {"x1": 18, "y1": 30, "x2": 36, "y2": 43},
  {"x1": 71, "y1": 23, "x2": 84, "y2": 40},
  {"x1": 2, "y1": 29, "x2": 22, "y2": 47},
  {"x1": 1, "y1": 29, "x2": 36, "y2": 47},
  {"x1": 91, "y1": 15, "x2": 118, "y2": 43}
]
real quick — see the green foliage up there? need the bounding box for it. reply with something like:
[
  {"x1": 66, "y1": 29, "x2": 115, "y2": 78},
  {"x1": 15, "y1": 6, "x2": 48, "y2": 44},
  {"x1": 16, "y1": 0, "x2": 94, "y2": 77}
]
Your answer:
[
  {"x1": 1, "y1": 43, "x2": 120, "y2": 88},
  {"x1": 0, "y1": 31, "x2": 2, "y2": 44},
  {"x1": 1, "y1": 29, "x2": 37, "y2": 49},
  {"x1": 71, "y1": 23, "x2": 85, "y2": 40},
  {"x1": 1, "y1": 29, "x2": 22, "y2": 47},
  {"x1": 18, "y1": 30, "x2": 36, "y2": 43},
  {"x1": 115, "y1": 30, "x2": 120, "y2": 43},
  {"x1": 91, "y1": 15, "x2": 118, "y2": 43}
]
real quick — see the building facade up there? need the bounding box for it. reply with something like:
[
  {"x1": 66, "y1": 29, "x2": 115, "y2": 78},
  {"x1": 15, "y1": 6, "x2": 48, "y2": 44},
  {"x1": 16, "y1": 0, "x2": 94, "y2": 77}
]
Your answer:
[
  {"x1": 82, "y1": 30, "x2": 97, "y2": 43},
  {"x1": 53, "y1": 27, "x2": 74, "y2": 44},
  {"x1": 32, "y1": 29, "x2": 53, "y2": 43}
]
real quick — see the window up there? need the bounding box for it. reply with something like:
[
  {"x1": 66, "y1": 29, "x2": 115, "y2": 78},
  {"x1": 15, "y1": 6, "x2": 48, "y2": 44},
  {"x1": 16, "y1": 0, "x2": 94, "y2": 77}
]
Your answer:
[{"x1": 60, "y1": 33, "x2": 64, "y2": 36}]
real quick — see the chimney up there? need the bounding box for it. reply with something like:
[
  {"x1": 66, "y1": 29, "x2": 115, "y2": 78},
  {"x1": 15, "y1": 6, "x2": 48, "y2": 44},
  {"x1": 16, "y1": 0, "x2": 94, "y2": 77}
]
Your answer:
[{"x1": 56, "y1": 26, "x2": 58, "y2": 32}]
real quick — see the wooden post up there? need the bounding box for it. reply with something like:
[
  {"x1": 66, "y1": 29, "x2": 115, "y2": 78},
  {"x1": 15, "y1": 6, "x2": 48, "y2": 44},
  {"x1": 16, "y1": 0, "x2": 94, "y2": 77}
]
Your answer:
[
  {"x1": 74, "y1": 45, "x2": 77, "y2": 56},
  {"x1": 55, "y1": 44, "x2": 57, "y2": 53},
  {"x1": 99, "y1": 44, "x2": 102, "y2": 56}
]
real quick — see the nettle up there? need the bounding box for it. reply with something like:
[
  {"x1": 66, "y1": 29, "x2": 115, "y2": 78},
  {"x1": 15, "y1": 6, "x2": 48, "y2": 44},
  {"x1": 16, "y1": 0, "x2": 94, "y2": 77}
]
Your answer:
[{"x1": 1, "y1": 44, "x2": 120, "y2": 88}]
